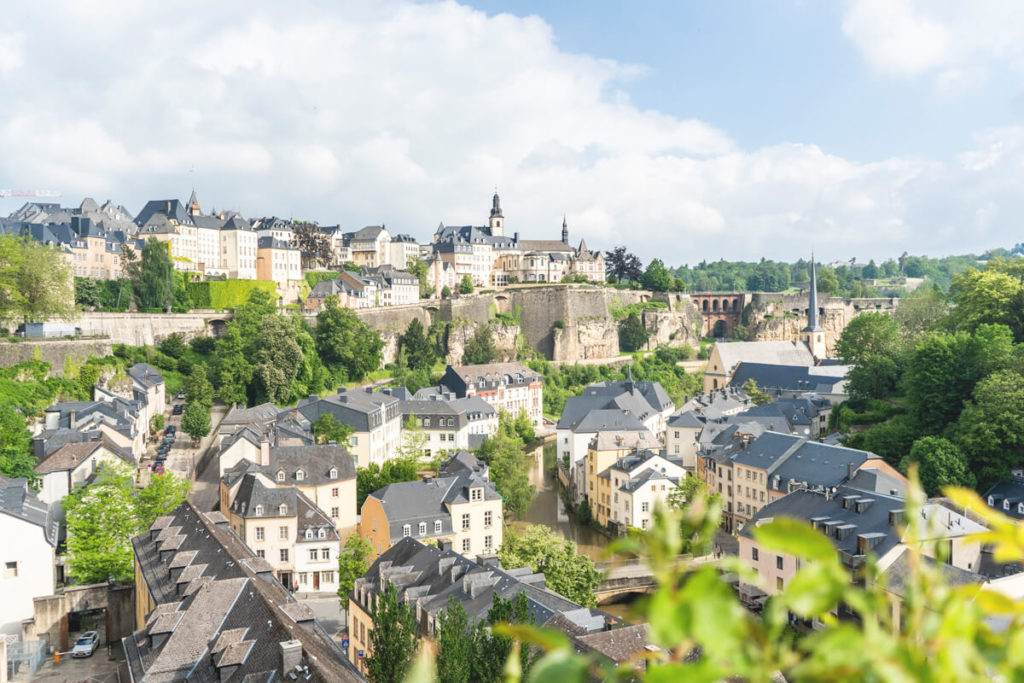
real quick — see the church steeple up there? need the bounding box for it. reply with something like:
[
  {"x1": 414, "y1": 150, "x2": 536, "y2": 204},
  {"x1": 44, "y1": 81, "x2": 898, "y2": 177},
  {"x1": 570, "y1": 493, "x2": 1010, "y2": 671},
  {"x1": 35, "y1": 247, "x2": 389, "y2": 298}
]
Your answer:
[
  {"x1": 187, "y1": 188, "x2": 200, "y2": 218},
  {"x1": 561, "y1": 215, "x2": 568, "y2": 244},
  {"x1": 802, "y1": 251, "x2": 826, "y2": 359},
  {"x1": 488, "y1": 189, "x2": 504, "y2": 236}
]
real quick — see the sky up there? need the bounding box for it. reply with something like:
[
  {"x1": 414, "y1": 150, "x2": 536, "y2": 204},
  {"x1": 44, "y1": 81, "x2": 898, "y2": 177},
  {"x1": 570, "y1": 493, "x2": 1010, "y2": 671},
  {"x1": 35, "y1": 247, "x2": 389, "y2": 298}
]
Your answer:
[{"x1": 2, "y1": 0, "x2": 1024, "y2": 266}]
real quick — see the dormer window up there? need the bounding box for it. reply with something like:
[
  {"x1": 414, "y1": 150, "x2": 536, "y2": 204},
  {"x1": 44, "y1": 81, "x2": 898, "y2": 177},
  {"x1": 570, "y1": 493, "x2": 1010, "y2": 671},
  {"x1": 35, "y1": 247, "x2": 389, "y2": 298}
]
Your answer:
[
  {"x1": 296, "y1": 469, "x2": 305, "y2": 481},
  {"x1": 403, "y1": 524, "x2": 411, "y2": 538},
  {"x1": 1005, "y1": 500, "x2": 1011, "y2": 511},
  {"x1": 470, "y1": 487, "x2": 483, "y2": 502},
  {"x1": 279, "y1": 504, "x2": 288, "y2": 515},
  {"x1": 277, "y1": 470, "x2": 285, "y2": 482},
  {"x1": 419, "y1": 522, "x2": 426, "y2": 536},
  {"x1": 988, "y1": 496, "x2": 995, "y2": 506},
  {"x1": 305, "y1": 529, "x2": 313, "y2": 540},
  {"x1": 318, "y1": 528, "x2": 326, "y2": 539},
  {"x1": 329, "y1": 468, "x2": 338, "y2": 479},
  {"x1": 254, "y1": 505, "x2": 263, "y2": 515},
  {"x1": 434, "y1": 520, "x2": 442, "y2": 534}
]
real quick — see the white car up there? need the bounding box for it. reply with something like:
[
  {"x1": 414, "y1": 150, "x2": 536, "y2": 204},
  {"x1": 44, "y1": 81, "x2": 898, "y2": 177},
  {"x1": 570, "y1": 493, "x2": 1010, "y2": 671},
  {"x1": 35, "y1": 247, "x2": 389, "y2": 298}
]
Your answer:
[{"x1": 71, "y1": 631, "x2": 99, "y2": 658}]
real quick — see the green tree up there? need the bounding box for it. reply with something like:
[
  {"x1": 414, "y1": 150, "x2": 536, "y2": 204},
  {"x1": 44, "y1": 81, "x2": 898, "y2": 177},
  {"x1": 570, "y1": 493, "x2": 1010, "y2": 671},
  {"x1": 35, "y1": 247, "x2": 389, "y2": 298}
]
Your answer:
[
  {"x1": 181, "y1": 401, "x2": 212, "y2": 442},
  {"x1": 512, "y1": 408, "x2": 536, "y2": 443},
  {"x1": 477, "y1": 415, "x2": 534, "y2": 515},
  {"x1": 337, "y1": 534, "x2": 374, "y2": 602},
  {"x1": 604, "y1": 246, "x2": 642, "y2": 282},
  {"x1": 846, "y1": 354, "x2": 902, "y2": 400},
  {"x1": 357, "y1": 456, "x2": 421, "y2": 507},
  {"x1": 955, "y1": 369, "x2": 1024, "y2": 490},
  {"x1": 640, "y1": 258, "x2": 673, "y2": 291},
  {"x1": 407, "y1": 256, "x2": 431, "y2": 298},
  {"x1": 741, "y1": 378, "x2": 772, "y2": 406},
  {"x1": 437, "y1": 597, "x2": 474, "y2": 683},
  {"x1": 135, "y1": 470, "x2": 191, "y2": 529},
  {"x1": 185, "y1": 363, "x2": 214, "y2": 409},
  {"x1": 398, "y1": 318, "x2": 437, "y2": 371},
  {"x1": 459, "y1": 275, "x2": 474, "y2": 295},
  {"x1": 834, "y1": 312, "x2": 902, "y2": 366},
  {"x1": 462, "y1": 326, "x2": 498, "y2": 365},
  {"x1": 893, "y1": 285, "x2": 947, "y2": 340},
  {"x1": 62, "y1": 463, "x2": 138, "y2": 583},
  {"x1": 472, "y1": 591, "x2": 536, "y2": 682},
  {"x1": 315, "y1": 298, "x2": 384, "y2": 382},
  {"x1": 899, "y1": 436, "x2": 974, "y2": 496},
  {"x1": 397, "y1": 414, "x2": 428, "y2": 461},
  {"x1": 134, "y1": 238, "x2": 174, "y2": 310},
  {"x1": 441, "y1": 285, "x2": 452, "y2": 299},
  {"x1": 150, "y1": 414, "x2": 165, "y2": 433},
  {"x1": 250, "y1": 315, "x2": 303, "y2": 404},
  {"x1": 618, "y1": 312, "x2": 648, "y2": 352},
  {"x1": 0, "y1": 236, "x2": 27, "y2": 322},
  {"x1": 158, "y1": 333, "x2": 187, "y2": 359},
  {"x1": 498, "y1": 525, "x2": 601, "y2": 607},
  {"x1": 312, "y1": 414, "x2": 355, "y2": 446},
  {"x1": 214, "y1": 326, "x2": 253, "y2": 405},
  {"x1": 12, "y1": 238, "x2": 75, "y2": 323},
  {"x1": 365, "y1": 582, "x2": 418, "y2": 683},
  {"x1": 0, "y1": 405, "x2": 38, "y2": 485},
  {"x1": 948, "y1": 264, "x2": 1024, "y2": 341},
  {"x1": 816, "y1": 266, "x2": 841, "y2": 295}
]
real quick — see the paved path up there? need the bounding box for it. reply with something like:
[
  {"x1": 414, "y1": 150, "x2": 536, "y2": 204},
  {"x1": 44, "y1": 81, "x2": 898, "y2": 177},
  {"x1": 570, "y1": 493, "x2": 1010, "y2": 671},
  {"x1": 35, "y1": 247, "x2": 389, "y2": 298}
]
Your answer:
[{"x1": 187, "y1": 403, "x2": 229, "y2": 511}]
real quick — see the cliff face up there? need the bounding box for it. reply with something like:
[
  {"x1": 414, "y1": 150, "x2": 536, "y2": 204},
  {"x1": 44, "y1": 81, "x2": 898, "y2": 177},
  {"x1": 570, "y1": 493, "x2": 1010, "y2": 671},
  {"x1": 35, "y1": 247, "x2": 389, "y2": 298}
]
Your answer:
[
  {"x1": 352, "y1": 285, "x2": 704, "y2": 363},
  {"x1": 744, "y1": 293, "x2": 898, "y2": 356}
]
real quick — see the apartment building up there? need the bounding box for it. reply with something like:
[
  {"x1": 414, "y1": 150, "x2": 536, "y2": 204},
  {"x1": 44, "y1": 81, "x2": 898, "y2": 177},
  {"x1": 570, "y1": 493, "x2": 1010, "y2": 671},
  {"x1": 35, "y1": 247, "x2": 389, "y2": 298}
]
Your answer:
[
  {"x1": 257, "y1": 236, "x2": 302, "y2": 303},
  {"x1": 440, "y1": 362, "x2": 544, "y2": 427},
  {"x1": 0, "y1": 476, "x2": 58, "y2": 636},
  {"x1": 347, "y1": 226, "x2": 391, "y2": 268},
  {"x1": 135, "y1": 199, "x2": 199, "y2": 271},
  {"x1": 392, "y1": 390, "x2": 499, "y2": 455},
  {"x1": 360, "y1": 456, "x2": 502, "y2": 559},
  {"x1": 592, "y1": 449, "x2": 687, "y2": 532},
  {"x1": 296, "y1": 388, "x2": 403, "y2": 467}
]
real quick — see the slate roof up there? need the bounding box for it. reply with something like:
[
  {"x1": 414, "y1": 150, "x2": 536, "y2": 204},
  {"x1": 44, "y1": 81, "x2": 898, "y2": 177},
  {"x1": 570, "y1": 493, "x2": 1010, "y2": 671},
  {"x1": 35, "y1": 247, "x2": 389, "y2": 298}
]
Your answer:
[
  {"x1": 257, "y1": 236, "x2": 296, "y2": 250},
  {"x1": 444, "y1": 363, "x2": 542, "y2": 392},
  {"x1": 880, "y1": 548, "x2": 985, "y2": 599},
  {"x1": 712, "y1": 341, "x2": 815, "y2": 373},
  {"x1": 518, "y1": 239, "x2": 574, "y2": 253},
  {"x1": 295, "y1": 388, "x2": 401, "y2": 433},
  {"x1": 668, "y1": 411, "x2": 705, "y2": 429},
  {"x1": 135, "y1": 199, "x2": 193, "y2": 228},
  {"x1": 0, "y1": 476, "x2": 58, "y2": 547},
  {"x1": 739, "y1": 483, "x2": 906, "y2": 561},
  {"x1": 619, "y1": 467, "x2": 679, "y2": 494},
  {"x1": 128, "y1": 363, "x2": 164, "y2": 389},
  {"x1": 34, "y1": 439, "x2": 130, "y2": 474},
  {"x1": 267, "y1": 444, "x2": 357, "y2": 485},
  {"x1": 356, "y1": 538, "x2": 620, "y2": 640},
  {"x1": 220, "y1": 402, "x2": 282, "y2": 431},
  {"x1": 125, "y1": 502, "x2": 360, "y2": 682},
  {"x1": 730, "y1": 431, "x2": 881, "y2": 494},
  {"x1": 729, "y1": 362, "x2": 849, "y2": 394},
  {"x1": 983, "y1": 480, "x2": 1024, "y2": 520},
  {"x1": 572, "y1": 409, "x2": 648, "y2": 434}
]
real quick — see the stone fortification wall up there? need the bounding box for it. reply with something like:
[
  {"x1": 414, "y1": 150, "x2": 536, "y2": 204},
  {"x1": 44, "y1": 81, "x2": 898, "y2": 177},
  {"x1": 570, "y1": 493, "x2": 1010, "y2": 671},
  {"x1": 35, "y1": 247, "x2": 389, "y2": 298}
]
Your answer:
[
  {"x1": 75, "y1": 312, "x2": 219, "y2": 346},
  {"x1": 0, "y1": 339, "x2": 114, "y2": 377},
  {"x1": 745, "y1": 293, "x2": 899, "y2": 356}
]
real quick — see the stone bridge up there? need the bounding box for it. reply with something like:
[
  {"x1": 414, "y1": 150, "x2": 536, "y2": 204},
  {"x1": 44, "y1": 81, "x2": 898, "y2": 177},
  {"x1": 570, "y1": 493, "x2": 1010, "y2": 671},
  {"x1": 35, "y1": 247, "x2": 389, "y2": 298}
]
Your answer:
[
  {"x1": 594, "y1": 554, "x2": 714, "y2": 604},
  {"x1": 688, "y1": 292, "x2": 746, "y2": 338}
]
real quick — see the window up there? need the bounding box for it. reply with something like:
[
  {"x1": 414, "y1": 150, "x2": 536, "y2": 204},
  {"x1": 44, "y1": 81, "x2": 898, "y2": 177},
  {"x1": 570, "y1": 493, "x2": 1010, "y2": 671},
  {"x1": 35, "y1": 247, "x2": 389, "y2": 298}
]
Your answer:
[
  {"x1": 329, "y1": 468, "x2": 338, "y2": 479},
  {"x1": 280, "y1": 526, "x2": 289, "y2": 540},
  {"x1": 318, "y1": 528, "x2": 326, "y2": 539},
  {"x1": 484, "y1": 535, "x2": 493, "y2": 550},
  {"x1": 296, "y1": 470, "x2": 305, "y2": 481},
  {"x1": 641, "y1": 502, "x2": 649, "y2": 513},
  {"x1": 322, "y1": 571, "x2": 334, "y2": 583},
  {"x1": 256, "y1": 549, "x2": 265, "y2": 558},
  {"x1": 484, "y1": 510, "x2": 492, "y2": 528},
  {"x1": 305, "y1": 529, "x2": 314, "y2": 540},
  {"x1": 776, "y1": 556, "x2": 784, "y2": 570},
  {"x1": 323, "y1": 548, "x2": 330, "y2": 561},
  {"x1": 255, "y1": 527, "x2": 265, "y2": 541},
  {"x1": 776, "y1": 577, "x2": 784, "y2": 591},
  {"x1": 434, "y1": 520, "x2": 442, "y2": 534},
  {"x1": 419, "y1": 522, "x2": 427, "y2": 535},
  {"x1": 4, "y1": 561, "x2": 17, "y2": 578},
  {"x1": 299, "y1": 572, "x2": 308, "y2": 585},
  {"x1": 309, "y1": 549, "x2": 318, "y2": 561},
  {"x1": 462, "y1": 538, "x2": 471, "y2": 553},
  {"x1": 332, "y1": 487, "x2": 339, "y2": 497},
  {"x1": 277, "y1": 470, "x2": 285, "y2": 482},
  {"x1": 350, "y1": 436, "x2": 358, "y2": 446},
  {"x1": 461, "y1": 514, "x2": 470, "y2": 531},
  {"x1": 279, "y1": 504, "x2": 288, "y2": 515},
  {"x1": 403, "y1": 524, "x2": 411, "y2": 538},
  {"x1": 470, "y1": 488, "x2": 482, "y2": 502},
  {"x1": 331, "y1": 507, "x2": 339, "y2": 518},
  {"x1": 255, "y1": 505, "x2": 264, "y2": 516},
  {"x1": 752, "y1": 547, "x2": 759, "y2": 561},
  {"x1": 280, "y1": 549, "x2": 289, "y2": 562}
]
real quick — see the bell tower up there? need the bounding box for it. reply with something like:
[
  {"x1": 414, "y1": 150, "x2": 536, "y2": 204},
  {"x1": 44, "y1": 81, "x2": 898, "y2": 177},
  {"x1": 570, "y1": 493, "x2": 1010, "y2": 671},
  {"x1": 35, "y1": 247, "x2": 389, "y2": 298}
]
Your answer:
[
  {"x1": 489, "y1": 189, "x2": 504, "y2": 237},
  {"x1": 802, "y1": 253, "x2": 827, "y2": 359}
]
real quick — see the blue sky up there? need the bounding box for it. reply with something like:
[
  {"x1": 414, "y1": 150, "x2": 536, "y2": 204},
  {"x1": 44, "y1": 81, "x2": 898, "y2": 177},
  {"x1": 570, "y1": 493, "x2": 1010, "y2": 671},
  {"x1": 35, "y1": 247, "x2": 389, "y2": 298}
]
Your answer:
[{"x1": 1, "y1": 0, "x2": 1023, "y2": 265}]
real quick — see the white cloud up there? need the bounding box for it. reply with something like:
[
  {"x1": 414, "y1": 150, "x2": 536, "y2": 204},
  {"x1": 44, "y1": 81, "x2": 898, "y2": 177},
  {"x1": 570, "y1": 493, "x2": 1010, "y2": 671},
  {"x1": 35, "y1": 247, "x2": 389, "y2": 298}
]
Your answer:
[{"x1": 0, "y1": 0, "x2": 1021, "y2": 263}]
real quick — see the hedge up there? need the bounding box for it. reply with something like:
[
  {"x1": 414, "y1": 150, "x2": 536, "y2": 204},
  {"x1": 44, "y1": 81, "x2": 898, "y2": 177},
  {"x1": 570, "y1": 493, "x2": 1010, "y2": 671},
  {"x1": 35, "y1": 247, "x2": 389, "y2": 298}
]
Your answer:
[
  {"x1": 186, "y1": 280, "x2": 278, "y2": 310},
  {"x1": 305, "y1": 271, "x2": 340, "y2": 288}
]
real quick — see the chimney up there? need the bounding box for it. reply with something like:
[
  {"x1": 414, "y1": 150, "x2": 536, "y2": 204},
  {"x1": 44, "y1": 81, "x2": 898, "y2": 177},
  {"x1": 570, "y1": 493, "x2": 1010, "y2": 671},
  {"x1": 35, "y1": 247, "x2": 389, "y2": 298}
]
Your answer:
[
  {"x1": 438, "y1": 539, "x2": 453, "y2": 552},
  {"x1": 280, "y1": 640, "x2": 303, "y2": 672},
  {"x1": 260, "y1": 440, "x2": 270, "y2": 466},
  {"x1": 166, "y1": 200, "x2": 172, "y2": 213},
  {"x1": 69, "y1": 410, "x2": 77, "y2": 429},
  {"x1": 846, "y1": 462, "x2": 854, "y2": 480}
]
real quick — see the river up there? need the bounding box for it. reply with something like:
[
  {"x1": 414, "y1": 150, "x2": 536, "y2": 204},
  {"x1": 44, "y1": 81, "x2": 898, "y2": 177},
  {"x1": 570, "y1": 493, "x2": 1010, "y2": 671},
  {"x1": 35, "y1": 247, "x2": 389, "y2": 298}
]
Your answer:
[{"x1": 510, "y1": 443, "x2": 644, "y2": 622}]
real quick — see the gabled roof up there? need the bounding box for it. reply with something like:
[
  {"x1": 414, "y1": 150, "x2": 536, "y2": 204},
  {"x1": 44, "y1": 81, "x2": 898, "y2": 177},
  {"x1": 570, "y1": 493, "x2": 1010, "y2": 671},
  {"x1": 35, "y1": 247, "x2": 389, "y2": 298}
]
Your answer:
[
  {"x1": 0, "y1": 476, "x2": 58, "y2": 546},
  {"x1": 34, "y1": 439, "x2": 130, "y2": 474},
  {"x1": 369, "y1": 472, "x2": 500, "y2": 541},
  {"x1": 713, "y1": 341, "x2": 815, "y2": 373},
  {"x1": 135, "y1": 199, "x2": 193, "y2": 228},
  {"x1": 983, "y1": 480, "x2": 1024, "y2": 520},
  {"x1": 128, "y1": 363, "x2": 164, "y2": 389},
  {"x1": 729, "y1": 362, "x2": 849, "y2": 394}
]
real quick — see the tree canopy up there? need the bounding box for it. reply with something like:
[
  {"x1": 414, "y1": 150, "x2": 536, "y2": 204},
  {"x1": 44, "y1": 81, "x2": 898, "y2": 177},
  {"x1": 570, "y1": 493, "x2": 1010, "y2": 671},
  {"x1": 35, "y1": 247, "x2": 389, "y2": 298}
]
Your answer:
[
  {"x1": 498, "y1": 525, "x2": 601, "y2": 607},
  {"x1": 0, "y1": 235, "x2": 75, "y2": 324}
]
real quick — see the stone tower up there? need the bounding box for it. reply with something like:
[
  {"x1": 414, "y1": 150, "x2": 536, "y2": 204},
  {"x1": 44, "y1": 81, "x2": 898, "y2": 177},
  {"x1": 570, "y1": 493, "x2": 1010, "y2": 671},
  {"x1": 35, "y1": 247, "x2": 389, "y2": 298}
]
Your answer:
[
  {"x1": 489, "y1": 190, "x2": 504, "y2": 237},
  {"x1": 802, "y1": 253, "x2": 827, "y2": 359},
  {"x1": 187, "y1": 189, "x2": 201, "y2": 218},
  {"x1": 561, "y1": 215, "x2": 568, "y2": 244}
]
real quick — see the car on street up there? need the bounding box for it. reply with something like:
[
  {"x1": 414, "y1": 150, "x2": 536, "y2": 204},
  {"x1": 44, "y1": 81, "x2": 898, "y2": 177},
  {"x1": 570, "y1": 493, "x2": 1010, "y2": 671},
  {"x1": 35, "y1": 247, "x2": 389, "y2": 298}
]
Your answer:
[
  {"x1": 166, "y1": 425, "x2": 176, "y2": 434},
  {"x1": 172, "y1": 404, "x2": 183, "y2": 415},
  {"x1": 71, "y1": 631, "x2": 100, "y2": 658},
  {"x1": 157, "y1": 448, "x2": 169, "y2": 457},
  {"x1": 153, "y1": 462, "x2": 165, "y2": 474},
  {"x1": 176, "y1": 391, "x2": 185, "y2": 400}
]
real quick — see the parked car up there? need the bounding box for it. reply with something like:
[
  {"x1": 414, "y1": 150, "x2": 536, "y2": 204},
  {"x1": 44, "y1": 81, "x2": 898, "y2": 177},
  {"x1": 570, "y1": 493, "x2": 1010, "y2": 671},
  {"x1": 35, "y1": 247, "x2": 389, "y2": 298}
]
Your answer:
[
  {"x1": 153, "y1": 462, "x2": 165, "y2": 474},
  {"x1": 172, "y1": 404, "x2": 183, "y2": 416},
  {"x1": 165, "y1": 425, "x2": 176, "y2": 434},
  {"x1": 71, "y1": 631, "x2": 99, "y2": 658},
  {"x1": 157, "y1": 448, "x2": 169, "y2": 457},
  {"x1": 176, "y1": 391, "x2": 185, "y2": 400}
]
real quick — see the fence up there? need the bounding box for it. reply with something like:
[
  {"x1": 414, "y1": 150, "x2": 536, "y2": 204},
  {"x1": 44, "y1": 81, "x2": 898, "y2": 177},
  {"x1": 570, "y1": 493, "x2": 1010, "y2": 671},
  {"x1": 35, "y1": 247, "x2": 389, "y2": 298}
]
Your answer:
[{"x1": 7, "y1": 639, "x2": 46, "y2": 680}]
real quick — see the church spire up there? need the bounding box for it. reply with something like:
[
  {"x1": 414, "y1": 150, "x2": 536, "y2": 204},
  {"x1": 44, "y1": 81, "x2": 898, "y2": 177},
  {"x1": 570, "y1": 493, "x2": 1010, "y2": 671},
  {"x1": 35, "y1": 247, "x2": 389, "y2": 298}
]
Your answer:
[
  {"x1": 488, "y1": 189, "x2": 504, "y2": 237},
  {"x1": 561, "y1": 215, "x2": 568, "y2": 244},
  {"x1": 804, "y1": 251, "x2": 820, "y2": 331},
  {"x1": 490, "y1": 189, "x2": 502, "y2": 218}
]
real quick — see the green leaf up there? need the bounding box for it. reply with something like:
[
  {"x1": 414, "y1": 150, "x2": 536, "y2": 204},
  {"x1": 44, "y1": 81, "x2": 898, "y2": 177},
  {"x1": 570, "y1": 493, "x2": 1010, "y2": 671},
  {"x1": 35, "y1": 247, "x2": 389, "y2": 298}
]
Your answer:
[
  {"x1": 780, "y1": 562, "x2": 846, "y2": 618},
  {"x1": 523, "y1": 649, "x2": 589, "y2": 683},
  {"x1": 753, "y1": 517, "x2": 837, "y2": 562}
]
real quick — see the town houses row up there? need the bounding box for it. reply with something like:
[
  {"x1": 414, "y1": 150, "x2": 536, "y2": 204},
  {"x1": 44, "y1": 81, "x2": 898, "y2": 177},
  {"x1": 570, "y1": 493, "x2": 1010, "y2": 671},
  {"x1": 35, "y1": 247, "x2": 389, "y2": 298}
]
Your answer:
[{"x1": 0, "y1": 190, "x2": 606, "y2": 309}]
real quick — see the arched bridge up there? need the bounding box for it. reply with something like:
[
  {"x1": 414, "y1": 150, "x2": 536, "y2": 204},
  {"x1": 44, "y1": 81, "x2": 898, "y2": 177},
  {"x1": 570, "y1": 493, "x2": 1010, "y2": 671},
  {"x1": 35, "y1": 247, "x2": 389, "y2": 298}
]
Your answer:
[
  {"x1": 594, "y1": 554, "x2": 716, "y2": 604},
  {"x1": 688, "y1": 292, "x2": 746, "y2": 338}
]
